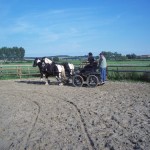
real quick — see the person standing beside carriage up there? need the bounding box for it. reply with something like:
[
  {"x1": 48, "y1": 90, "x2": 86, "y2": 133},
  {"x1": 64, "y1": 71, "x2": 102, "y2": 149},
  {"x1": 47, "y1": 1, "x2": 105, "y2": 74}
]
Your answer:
[{"x1": 99, "y1": 52, "x2": 107, "y2": 84}]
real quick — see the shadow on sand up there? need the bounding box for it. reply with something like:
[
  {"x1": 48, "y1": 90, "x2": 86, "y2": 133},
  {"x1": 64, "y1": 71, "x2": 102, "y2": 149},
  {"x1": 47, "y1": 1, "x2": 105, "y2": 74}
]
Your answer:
[{"x1": 15, "y1": 80, "x2": 74, "y2": 86}]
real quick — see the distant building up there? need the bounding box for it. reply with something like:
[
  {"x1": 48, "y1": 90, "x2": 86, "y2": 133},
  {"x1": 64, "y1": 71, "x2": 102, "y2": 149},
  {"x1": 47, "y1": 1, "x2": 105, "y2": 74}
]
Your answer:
[{"x1": 140, "y1": 55, "x2": 150, "y2": 58}]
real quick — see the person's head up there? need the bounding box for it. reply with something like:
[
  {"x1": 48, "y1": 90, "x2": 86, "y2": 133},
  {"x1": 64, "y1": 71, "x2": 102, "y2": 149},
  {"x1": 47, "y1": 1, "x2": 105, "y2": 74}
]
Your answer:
[
  {"x1": 99, "y1": 52, "x2": 103, "y2": 56},
  {"x1": 99, "y1": 52, "x2": 104, "y2": 58},
  {"x1": 88, "y1": 52, "x2": 93, "y2": 56}
]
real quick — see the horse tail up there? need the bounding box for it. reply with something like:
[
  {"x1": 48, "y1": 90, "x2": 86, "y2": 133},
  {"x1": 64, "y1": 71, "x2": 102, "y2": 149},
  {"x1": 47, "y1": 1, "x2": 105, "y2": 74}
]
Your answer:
[
  {"x1": 68, "y1": 63, "x2": 75, "y2": 75},
  {"x1": 61, "y1": 66, "x2": 66, "y2": 78}
]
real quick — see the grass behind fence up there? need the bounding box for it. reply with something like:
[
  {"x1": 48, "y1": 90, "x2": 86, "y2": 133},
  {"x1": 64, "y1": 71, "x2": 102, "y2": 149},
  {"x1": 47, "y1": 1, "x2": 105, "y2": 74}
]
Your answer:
[
  {"x1": 107, "y1": 71, "x2": 150, "y2": 82},
  {"x1": 0, "y1": 60, "x2": 150, "y2": 82},
  {"x1": 107, "y1": 63, "x2": 150, "y2": 82},
  {"x1": 0, "y1": 65, "x2": 40, "y2": 80}
]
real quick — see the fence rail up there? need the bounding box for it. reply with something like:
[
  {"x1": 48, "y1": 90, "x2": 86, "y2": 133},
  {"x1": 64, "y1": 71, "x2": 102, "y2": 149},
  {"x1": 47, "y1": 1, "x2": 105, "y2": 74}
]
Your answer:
[
  {"x1": 107, "y1": 65, "x2": 150, "y2": 73},
  {"x1": 108, "y1": 70, "x2": 150, "y2": 73},
  {"x1": 0, "y1": 65, "x2": 40, "y2": 79},
  {"x1": 0, "y1": 64, "x2": 150, "y2": 79}
]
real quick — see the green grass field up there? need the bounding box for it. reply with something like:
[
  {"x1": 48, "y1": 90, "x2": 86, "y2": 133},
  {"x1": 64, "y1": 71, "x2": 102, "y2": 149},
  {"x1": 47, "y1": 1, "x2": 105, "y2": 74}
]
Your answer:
[
  {"x1": 60, "y1": 59, "x2": 150, "y2": 66},
  {"x1": 1, "y1": 59, "x2": 150, "y2": 66},
  {"x1": 107, "y1": 60, "x2": 150, "y2": 66},
  {"x1": 0, "y1": 59, "x2": 150, "y2": 81}
]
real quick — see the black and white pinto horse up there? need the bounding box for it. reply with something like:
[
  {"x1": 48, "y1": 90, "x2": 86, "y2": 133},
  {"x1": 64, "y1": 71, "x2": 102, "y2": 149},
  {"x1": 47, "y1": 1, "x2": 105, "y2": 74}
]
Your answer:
[
  {"x1": 33, "y1": 57, "x2": 66, "y2": 85},
  {"x1": 42, "y1": 57, "x2": 75, "y2": 81},
  {"x1": 33, "y1": 57, "x2": 74, "y2": 85},
  {"x1": 61, "y1": 62, "x2": 74, "y2": 80}
]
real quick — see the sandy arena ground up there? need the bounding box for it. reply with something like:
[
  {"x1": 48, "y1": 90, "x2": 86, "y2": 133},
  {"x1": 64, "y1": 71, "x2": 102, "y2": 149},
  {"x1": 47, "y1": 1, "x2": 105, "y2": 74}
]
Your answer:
[{"x1": 0, "y1": 78, "x2": 150, "y2": 150}]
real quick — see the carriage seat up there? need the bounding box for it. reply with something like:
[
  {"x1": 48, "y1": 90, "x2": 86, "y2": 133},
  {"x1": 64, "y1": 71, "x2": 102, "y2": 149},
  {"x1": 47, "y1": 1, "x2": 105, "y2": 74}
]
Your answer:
[{"x1": 81, "y1": 61, "x2": 98, "y2": 73}]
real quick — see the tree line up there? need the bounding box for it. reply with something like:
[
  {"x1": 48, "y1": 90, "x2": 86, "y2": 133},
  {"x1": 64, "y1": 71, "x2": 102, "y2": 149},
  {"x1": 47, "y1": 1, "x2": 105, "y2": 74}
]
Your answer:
[
  {"x1": 96, "y1": 51, "x2": 148, "y2": 60},
  {"x1": 63, "y1": 51, "x2": 145, "y2": 61},
  {"x1": 96, "y1": 51, "x2": 126, "y2": 60},
  {"x1": 0, "y1": 47, "x2": 25, "y2": 61},
  {"x1": 0, "y1": 46, "x2": 148, "y2": 62}
]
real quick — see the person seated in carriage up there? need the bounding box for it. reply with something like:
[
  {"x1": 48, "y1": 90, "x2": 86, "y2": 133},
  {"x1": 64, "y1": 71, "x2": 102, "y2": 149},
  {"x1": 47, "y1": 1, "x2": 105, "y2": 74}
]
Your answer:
[
  {"x1": 88, "y1": 52, "x2": 95, "y2": 66},
  {"x1": 81, "y1": 52, "x2": 97, "y2": 73}
]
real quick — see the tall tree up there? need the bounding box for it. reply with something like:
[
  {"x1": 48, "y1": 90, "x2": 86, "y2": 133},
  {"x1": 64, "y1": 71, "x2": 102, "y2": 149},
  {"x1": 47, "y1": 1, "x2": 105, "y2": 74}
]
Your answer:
[{"x1": 0, "y1": 47, "x2": 25, "y2": 61}]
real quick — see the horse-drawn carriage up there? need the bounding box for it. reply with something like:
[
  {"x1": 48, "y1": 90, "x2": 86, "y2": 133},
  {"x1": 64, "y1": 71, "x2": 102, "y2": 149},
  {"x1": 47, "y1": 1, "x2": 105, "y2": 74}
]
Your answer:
[
  {"x1": 72, "y1": 61, "x2": 100, "y2": 87},
  {"x1": 33, "y1": 57, "x2": 100, "y2": 87}
]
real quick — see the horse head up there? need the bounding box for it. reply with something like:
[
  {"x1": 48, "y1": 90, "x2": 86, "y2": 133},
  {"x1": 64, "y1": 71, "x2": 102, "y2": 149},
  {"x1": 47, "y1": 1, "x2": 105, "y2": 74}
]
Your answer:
[{"x1": 33, "y1": 58, "x2": 41, "y2": 67}]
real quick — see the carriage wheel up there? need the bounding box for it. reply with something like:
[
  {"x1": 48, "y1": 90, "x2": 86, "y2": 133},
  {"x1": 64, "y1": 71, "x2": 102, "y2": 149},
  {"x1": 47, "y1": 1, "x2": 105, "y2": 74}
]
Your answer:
[
  {"x1": 87, "y1": 75, "x2": 98, "y2": 87},
  {"x1": 72, "y1": 75, "x2": 84, "y2": 87}
]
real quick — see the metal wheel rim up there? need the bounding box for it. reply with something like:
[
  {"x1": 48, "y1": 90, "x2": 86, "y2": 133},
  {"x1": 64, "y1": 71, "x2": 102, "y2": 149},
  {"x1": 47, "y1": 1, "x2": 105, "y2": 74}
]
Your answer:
[
  {"x1": 87, "y1": 75, "x2": 98, "y2": 87},
  {"x1": 72, "y1": 75, "x2": 84, "y2": 87}
]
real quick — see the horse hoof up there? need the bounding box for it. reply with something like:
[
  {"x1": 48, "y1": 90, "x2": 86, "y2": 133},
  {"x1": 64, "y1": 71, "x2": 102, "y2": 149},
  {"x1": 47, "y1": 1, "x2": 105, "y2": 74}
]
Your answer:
[{"x1": 59, "y1": 83, "x2": 63, "y2": 86}]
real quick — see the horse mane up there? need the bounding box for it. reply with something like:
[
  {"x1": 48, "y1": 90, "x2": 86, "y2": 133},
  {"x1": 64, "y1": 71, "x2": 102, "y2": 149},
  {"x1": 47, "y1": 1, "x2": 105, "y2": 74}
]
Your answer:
[{"x1": 42, "y1": 57, "x2": 52, "y2": 64}]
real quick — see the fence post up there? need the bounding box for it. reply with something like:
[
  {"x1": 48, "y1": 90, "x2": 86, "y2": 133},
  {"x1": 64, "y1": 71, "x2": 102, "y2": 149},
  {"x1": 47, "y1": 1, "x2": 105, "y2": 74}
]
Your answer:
[
  {"x1": 16, "y1": 66, "x2": 18, "y2": 76},
  {"x1": 28, "y1": 66, "x2": 30, "y2": 78},
  {"x1": 19, "y1": 67, "x2": 22, "y2": 79},
  {"x1": 106, "y1": 66, "x2": 108, "y2": 79},
  {"x1": 18, "y1": 67, "x2": 22, "y2": 79},
  {"x1": 0, "y1": 66, "x2": 2, "y2": 76}
]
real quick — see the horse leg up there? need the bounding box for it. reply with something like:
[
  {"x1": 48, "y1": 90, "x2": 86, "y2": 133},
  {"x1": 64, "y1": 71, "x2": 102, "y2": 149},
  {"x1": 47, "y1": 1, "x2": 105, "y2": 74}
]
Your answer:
[
  {"x1": 40, "y1": 72, "x2": 44, "y2": 81},
  {"x1": 55, "y1": 73, "x2": 63, "y2": 86},
  {"x1": 39, "y1": 73, "x2": 44, "y2": 85},
  {"x1": 59, "y1": 72, "x2": 64, "y2": 86},
  {"x1": 44, "y1": 75, "x2": 49, "y2": 85},
  {"x1": 55, "y1": 75, "x2": 61, "y2": 85},
  {"x1": 45, "y1": 78, "x2": 49, "y2": 85}
]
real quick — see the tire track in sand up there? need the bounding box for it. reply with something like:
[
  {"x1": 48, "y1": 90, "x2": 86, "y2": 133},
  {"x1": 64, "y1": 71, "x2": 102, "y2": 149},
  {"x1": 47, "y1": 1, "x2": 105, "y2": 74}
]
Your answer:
[
  {"x1": 63, "y1": 98, "x2": 96, "y2": 150},
  {"x1": 21, "y1": 101, "x2": 40, "y2": 150}
]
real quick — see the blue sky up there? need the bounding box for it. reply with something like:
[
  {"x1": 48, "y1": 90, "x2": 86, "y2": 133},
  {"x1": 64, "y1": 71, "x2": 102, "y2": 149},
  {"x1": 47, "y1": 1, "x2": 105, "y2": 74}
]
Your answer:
[{"x1": 0, "y1": 0, "x2": 150, "y2": 57}]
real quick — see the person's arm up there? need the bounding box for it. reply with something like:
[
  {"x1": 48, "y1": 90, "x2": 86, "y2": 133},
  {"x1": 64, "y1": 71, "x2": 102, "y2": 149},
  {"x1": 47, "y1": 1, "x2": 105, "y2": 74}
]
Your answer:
[{"x1": 98, "y1": 58, "x2": 100, "y2": 67}]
